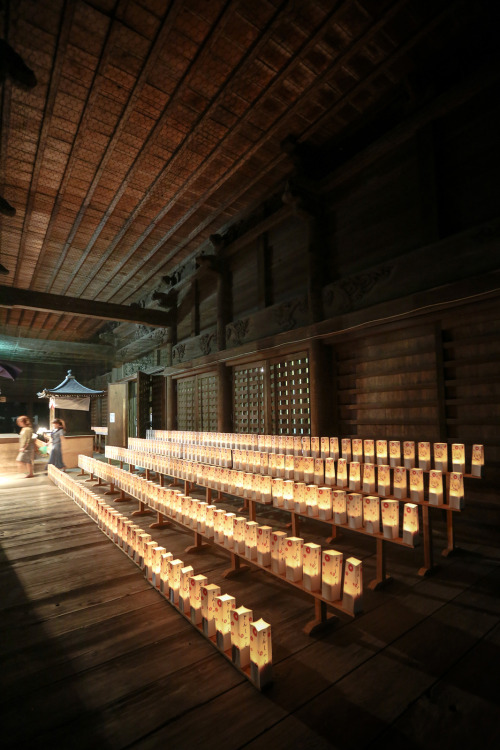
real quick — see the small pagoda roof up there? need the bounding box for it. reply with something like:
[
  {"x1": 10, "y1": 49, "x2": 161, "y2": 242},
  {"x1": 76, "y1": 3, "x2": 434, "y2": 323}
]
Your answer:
[{"x1": 37, "y1": 370, "x2": 104, "y2": 399}]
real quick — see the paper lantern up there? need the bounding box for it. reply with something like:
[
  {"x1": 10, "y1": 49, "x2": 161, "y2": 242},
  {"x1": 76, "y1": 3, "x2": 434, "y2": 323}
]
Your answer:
[
  {"x1": 233, "y1": 516, "x2": 247, "y2": 555},
  {"x1": 201, "y1": 583, "x2": 221, "y2": 636},
  {"x1": 321, "y1": 437, "x2": 330, "y2": 458},
  {"x1": 330, "y1": 437, "x2": 339, "y2": 461},
  {"x1": 303, "y1": 542, "x2": 321, "y2": 591},
  {"x1": 271, "y1": 531, "x2": 287, "y2": 575},
  {"x1": 321, "y1": 549, "x2": 343, "y2": 601},
  {"x1": 349, "y1": 462, "x2": 361, "y2": 491},
  {"x1": 362, "y1": 463, "x2": 376, "y2": 493},
  {"x1": 284, "y1": 454, "x2": 294, "y2": 480},
  {"x1": 257, "y1": 525, "x2": 272, "y2": 567},
  {"x1": 196, "y1": 501, "x2": 207, "y2": 534},
  {"x1": 452, "y1": 444, "x2": 465, "y2": 473},
  {"x1": 205, "y1": 504, "x2": 216, "y2": 539},
  {"x1": 409, "y1": 468, "x2": 424, "y2": 503},
  {"x1": 323, "y1": 458, "x2": 335, "y2": 487},
  {"x1": 271, "y1": 477, "x2": 284, "y2": 508},
  {"x1": 261, "y1": 475, "x2": 272, "y2": 504},
  {"x1": 403, "y1": 441, "x2": 416, "y2": 469},
  {"x1": 150, "y1": 545, "x2": 166, "y2": 588},
  {"x1": 381, "y1": 499, "x2": 399, "y2": 539},
  {"x1": 364, "y1": 439, "x2": 375, "y2": 464},
  {"x1": 403, "y1": 503, "x2": 419, "y2": 546},
  {"x1": 389, "y1": 440, "x2": 401, "y2": 468},
  {"x1": 293, "y1": 482, "x2": 307, "y2": 514},
  {"x1": 223, "y1": 512, "x2": 236, "y2": 549},
  {"x1": 250, "y1": 618, "x2": 273, "y2": 689},
  {"x1": 178, "y1": 564, "x2": 193, "y2": 612},
  {"x1": 215, "y1": 594, "x2": 236, "y2": 651},
  {"x1": 303, "y1": 456, "x2": 315, "y2": 483},
  {"x1": 285, "y1": 536, "x2": 303, "y2": 582},
  {"x1": 293, "y1": 436, "x2": 302, "y2": 456},
  {"x1": 301, "y1": 436, "x2": 311, "y2": 455},
  {"x1": 434, "y1": 442, "x2": 448, "y2": 473},
  {"x1": 343, "y1": 557, "x2": 363, "y2": 615},
  {"x1": 294, "y1": 456, "x2": 304, "y2": 482},
  {"x1": 159, "y1": 551, "x2": 173, "y2": 594},
  {"x1": 310, "y1": 437, "x2": 320, "y2": 459},
  {"x1": 332, "y1": 489, "x2": 347, "y2": 525},
  {"x1": 363, "y1": 496, "x2": 380, "y2": 534},
  {"x1": 305, "y1": 484, "x2": 319, "y2": 518},
  {"x1": 274, "y1": 453, "x2": 285, "y2": 478},
  {"x1": 377, "y1": 464, "x2": 391, "y2": 497},
  {"x1": 244, "y1": 521, "x2": 258, "y2": 560},
  {"x1": 347, "y1": 493, "x2": 363, "y2": 529},
  {"x1": 231, "y1": 605, "x2": 253, "y2": 668},
  {"x1": 352, "y1": 438, "x2": 363, "y2": 462},
  {"x1": 283, "y1": 479, "x2": 295, "y2": 510},
  {"x1": 138, "y1": 533, "x2": 152, "y2": 568},
  {"x1": 449, "y1": 472, "x2": 464, "y2": 510},
  {"x1": 214, "y1": 509, "x2": 226, "y2": 544},
  {"x1": 285, "y1": 435, "x2": 294, "y2": 454},
  {"x1": 418, "y1": 442, "x2": 431, "y2": 471},
  {"x1": 341, "y1": 438, "x2": 351, "y2": 462},
  {"x1": 471, "y1": 444, "x2": 484, "y2": 477},
  {"x1": 428, "y1": 470, "x2": 443, "y2": 506},
  {"x1": 189, "y1": 573, "x2": 208, "y2": 624},
  {"x1": 337, "y1": 458, "x2": 348, "y2": 488},
  {"x1": 376, "y1": 440, "x2": 388, "y2": 466},
  {"x1": 393, "y1": 466, "x2": 407, "y2": 499},
  {"x1": 312, "y1": 458, "x2": 324, "y2": 487}
]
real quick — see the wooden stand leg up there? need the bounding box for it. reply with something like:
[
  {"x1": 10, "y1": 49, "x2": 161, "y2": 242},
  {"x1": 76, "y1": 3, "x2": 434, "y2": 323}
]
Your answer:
[
  {"x1": 114, "y1": 489, "x2": 129, "y2": 503},
  {"x1": 223, "y1": 552, "x2": 250, "y2": 579},
  {"x1": 104, "y1": 482, "x2": 119, "y2": 496},
  {"x1": 78, "y1": 469, "x2": 86, "y2": 476},
  {"x1": 206, "y1": 487, "x2": 212, "y2": 504},
  {"x1": 184, "y1": 480, "x2": 191, "y2": 495},
  {"x1": 150, "y1": 511, "x2": 171, "y2": 530},
  {"x1": 442, "y1": 509, "x2": 457, "y2": 557},
  {"x1": 159, "y1": 475, "x2": 165, "y2": 487},
  {"x1": 369, "y1": 538, "x2": 392, "y2": 590},
  {"x1": 419, "y1": 504, "x2": 437, "y2": 576},
  {"x1": 326, "y1": 526, "x2": 337, "y2": 544},
  {"x1": 303, "y1": 599, "x2": 337, "y2": 636},
  {"x1": 291, "y1": 512, "x2": 300, "y2": 537},
  {"x1": 93, "y1": 477, "x2": 104, "y2": 487},
  {"x1": 84, "y1": 472, "x2": 95, "y2": 483},
  {"x1": 132, "y1": 500, "x2": 152, "y2": 517},
  {"x1": 185, "y1": 531, "x2": 209, "y2": 553},
  {"x1": 238, "y1": 498, "x2": 249, "y2": 514},
  {"x1": 248, "y1": 500, "x2": 256, "y2": 523}
]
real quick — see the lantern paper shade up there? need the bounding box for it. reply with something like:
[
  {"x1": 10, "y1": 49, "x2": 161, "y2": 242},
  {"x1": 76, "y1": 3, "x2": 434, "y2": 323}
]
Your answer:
[
  {"x1": 293, "y1": 482, "x2": 307, "y2": 514},
  {"x1": 452, "y1": 444, "x2": 465, "y2": 473},
  {"x1": 317, "y1": 486, "x2": 333, "y2": 521},
  {"x1": 343, "y1": 557, "x2": 363, "y2": 615},
  {"x1": 362, "y1": 463, "x2": 376, "y2": 493},
  {"x1": 201, "y1": 583, "x2": 221, "y2": 636},
  {"x1": 403, "y1": 503, "x2": 419, "y2": 546},
  {"x1": 324, "y1": 458, "x2": 336, "y2": 486},
  {"x1": 250, "y1": 618, "x2": 272, "y2": 689},
  {"x1": 305, "y1": 484, "x2": 319, "y2": 517},
  {"x1": 257, "y1": 526, "x2": 272, "y2": 567},
  {"x1": 363, "y1": 496, "x2": 380, "y2": 534},
  {"x1": 389, "y1": 440, "x2": 401, "y2": 467},
  {"x1": 303, "y1": 543, "x2": 321, "y2": 591},
  {"x1": 337, "y1": 458, "x2": 348, "y2": 488},
  {"x1": 376, "y1": 440, "x2": 388, "y2": 466},
  {"x1": 272, "y1": 477, "x2": 284, "y2": 507},
  {"x1": 321, "y1": 549, "x2": 343, "y2": 601},
  {"x1": 310, "y1": 437, "x2": 320, "y2": 459},
  {"x1": 428, "y1": 470, "x2": 443, "y2": 506},
  {"x1": 434, "y1": 443, "x2": 448, "y2": 473},
  {"x1": 223, "y1": 512, "x2": 236, "y2": 549},
  {"x1": 216, "y1": 594, "x2": 236, "y2": 651},
  {"x1": 214, "y1": 509, "x2": 226, "y2": 544},
  {"x1": 332, "y1": 490, "x2": 347, "y2": 525},
  {"x1": 245, "y1": 521, "x2": 258, "y2": 560},
  {"x1": 364, "y1": 439, "x2": 375, "y2": 464},
  {"x1": 160, "y1": 551, "x2": 173, "y2": 594},
  {"x1": 151, "y1": 546, "x2": 166, "y2": 588},
  {"x1": 403, "y1": 441, "x2": 415, "y2": 469},
  {"x1": 418, "y1": 442, "x2": 431, "y2": 471},
  {"x1": 233, "y1": 516, "x2": 247, "y2": 555},
  {"x1": 347, "y1": 493, "x2": 363, "y2": 529},
  {"x1": 189, "y1": 573, "x2": 208, "y2": 624},
  {"x1": 271, "y1": 531, "x2": 287, "y2": 575},
  {"x1": 352, "y1": 438, "x2": 363, "y2": 462},
  {"x1": 179, "y1": 565, "x2": 194, "y2": 613},
  {"x1": 330, "y1": 437, "x2": 339, "y2": 460},
  {"x1": 231, "y1": 605, "x2": 253, "y2": 668},
  {"x1": 341, "y1": 438, "x2": 351, "y2": 462},
  {"x1": 381, "y1": 500, "x2": 399, "y2": 539},
  {"x1": 285, "y1": 536, "x2": 303, "y2": 582},
  {"x1": 409, "y1": 468, "x2": 424, "y2": 503},
  {"x1": 449, "y1": 472, "x2": 464, "y2": 510},
  {"x1": 349, "y1": 462, "x2": 361, "y2": 491},
  {"x1": 378, "y1": 464, "x2": 391, "y2": 497},
  {"x1": 393, "y1": 467, "x2": 407, "y2": 499},
  {"x1": 321, "y1": 437, "x2": 330, "y2": 458},
  {"x1": 471, "y1": 444, "x2": 484, "y2": 477}
]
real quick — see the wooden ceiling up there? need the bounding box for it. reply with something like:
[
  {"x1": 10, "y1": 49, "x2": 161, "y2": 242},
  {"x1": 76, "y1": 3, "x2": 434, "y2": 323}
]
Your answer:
[{"x1": 0, "y1": 0, "x2": 495, "y2": 364}]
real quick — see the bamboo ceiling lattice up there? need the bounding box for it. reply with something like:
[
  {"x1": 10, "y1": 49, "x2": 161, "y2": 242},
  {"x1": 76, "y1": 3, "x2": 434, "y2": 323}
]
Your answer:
[{"x1": 0, "y1": 0, "x2": 494, "y2": 362}]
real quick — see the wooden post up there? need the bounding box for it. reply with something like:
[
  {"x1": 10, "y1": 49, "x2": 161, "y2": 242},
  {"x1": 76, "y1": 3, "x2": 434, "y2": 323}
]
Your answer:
[
  {"x1": 419, "y1": 504, "x2": 436, "y2": 576},
  {"x1": 166, "y1": 375, "x2": 177, "y2": 431},
  {"x1": 303, "y1": 598, "x2": 337, "y2": 636},
  {"x1": 223, "y1": 552, "x2": 250, "y2": 579},
  {"x1": 309, "y1": 339, "x2": 333, "y2": 438},
  {"x1": 217, "y1": 362, "x2": 232, "y2": 432},
  {"x1": 368, "y1": 538, "x2": 392, "y2": 590}
]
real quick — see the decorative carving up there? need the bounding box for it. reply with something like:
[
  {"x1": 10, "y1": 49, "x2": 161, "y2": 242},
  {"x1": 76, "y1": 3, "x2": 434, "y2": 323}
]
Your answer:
[
  {"x1": 274, "y1": 298, "x2": 307, "y2": 331},
  {"x1": 324, "y1": 266, "x2": 393, "y2": 314},
  {"x1": 173, "y1": 343, "x2": 186, "y2": 363},
  {"x1": 199, "y1": 332, "x2": 215, "y2": 356},
  {"x1": 226, "y1": 318, "x2": 250, "y2": 347}
]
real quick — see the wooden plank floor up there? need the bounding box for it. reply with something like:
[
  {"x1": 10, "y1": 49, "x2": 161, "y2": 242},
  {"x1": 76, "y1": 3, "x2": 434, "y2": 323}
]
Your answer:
[{"x1": 1, "y1": 465, "x2": 499, "y2": 749}]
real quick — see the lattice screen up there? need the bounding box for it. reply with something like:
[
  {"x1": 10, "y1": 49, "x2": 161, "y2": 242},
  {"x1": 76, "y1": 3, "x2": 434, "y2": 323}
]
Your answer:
[
  {"x1": 233, "y1": 365, "x2": 265, "y2": 433},
  {"x1": 177, "y1": 376, "x2": 196, "y2": 431},
  {"x1": 152, "y1": 374, "x2": 165, "y2": 430},
  {"x1": 198, "y1": 373, "x2": 218, "y2": 432},
  {"x1": 270, "y1": 354, "x2": 310, "y2": 434}
]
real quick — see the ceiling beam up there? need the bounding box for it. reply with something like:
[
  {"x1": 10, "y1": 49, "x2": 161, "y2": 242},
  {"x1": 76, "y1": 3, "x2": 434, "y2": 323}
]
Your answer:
[
  {"x1": 0, "y1": 286, "x2": 175, "y2": 327},
  {"x1": 0, "y1": 333, "x2": 114, "y2": 363}
]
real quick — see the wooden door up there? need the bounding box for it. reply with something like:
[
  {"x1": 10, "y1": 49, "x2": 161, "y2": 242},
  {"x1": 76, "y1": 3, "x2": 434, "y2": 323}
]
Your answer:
[{"x1": 107, "y1": 383, "x2": 127, "y2": 447}]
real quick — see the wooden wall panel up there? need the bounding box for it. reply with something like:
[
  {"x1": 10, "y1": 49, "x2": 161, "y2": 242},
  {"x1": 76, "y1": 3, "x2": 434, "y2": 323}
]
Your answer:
[
  {"x1": 231, "y1": 240, "x2": 260, "y2": 318},
  {"x1": 269, "y1": 217, "x2": 308, "y2": 304}
]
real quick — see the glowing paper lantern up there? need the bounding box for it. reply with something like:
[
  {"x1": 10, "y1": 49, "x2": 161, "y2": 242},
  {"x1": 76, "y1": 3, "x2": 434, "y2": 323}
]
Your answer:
[
  {"x1": 428, "y1": 470, "x2": 443, "y2": 506},
  {"x1": 284, "y1": 454, "x2": 294, "y2": 480},
  {"x1": 177, "y1": 565, "x2": 194, "y2": 613},
  {"x1": 167, "y1": 560, "x2": 184, "y2": 604},
  {"x1": 321, "y1": 549, "x2": 343, "y2": 601},
  {"x1": 223, "y1": 512, "x2": 236, "y2": 549},
  {"x1": 205, "y1": 505, "x2": 216, "y2": 539},
  {"x1": 452, "y1": 444, "x2": 465, "y2": 473},
  {"x1": 471, "y1": 444, "x2": 484, "y2": 477},
  {"x1": 303, "y1": 542, "x2": 321, "y2": 591},
  {"x1": 349, "y1": 462, "x2": 361, "y2": 491},
  {"x1": 305, "y1": 484, "x2": 319, "y2": 517},
  {"x1": 271, "y1": 531, "x2": 287, "y2": 575},
  {"x1": 214, "y1": 509, "x2": 226, "y2": 544},
  {"x1": 293, "y1": 482, "x2": 307, "y2": 514},
  {"x1": 347, "y1": 493, "x2": 363, "y2": 529},
  {"x1": 332, "y1": 489, "x2": 347, "y2": 525},
  {"x1": 403, "y1": 503, "x2": 419, "y2": 546},
  {"x1": 324, "y1": 458, "x2": 335, "y2": 487},
  {"x1": 377, "y1": 464, "x2": 391, "y2": 497},
  {"x1": 352, "y1": 438, "x2": 363, "y2": 462},
  {"x1": 285, "y1": 536, "x2": 303, "y2": 582},
  {"x1": 362, "y1": 463, "x2": 376, "y2": 493},
  {"x1": 418, "y1": 442, "x2": 431, "y2": 471},
  {"x1": 313, "y1": 458, "x2": 324, "y2": 486},
  {"x1": 275, "y1": 453, "x2": 285, "y2": 478},
  {"x1": 434, "y1": 443, "x2": 448, "y2": 473},
  {"x1": 393, "y1": 466, "x2": 407, "y2": 499},
  {"x1": 159, "y1": 551, "x2": 173, "y2": 594},
  {"x1": 283, "y1": 480, "x2": 295, "y2": 510},
  {"x1": 311, "y1": 437, "x2": 320, "y2": 459},
  {"x1": 363, "y1": 496, "x2": 380, "y2": 534},
  {"x1": 301, "y1": 436, "x2": 311, "y2": 455},
  {"x1": 231, "y1": 605, "x2": 253, "y2": 668},
  {"x1": 389, "y1": 440, "x2": 401, "y2": 468},
  {"x1": 330, "y1": 437, "x2": 339, "y2": 460},
  {"x1": 303, "y1": 457, "x2": 315, "y2": 483},
  {"x1": 341, "y1": 438, "x2": 351, "y2": 462},
  {"x1": 364, "y1": 439, "x2": 375, "y2": 464},
  {"x1": 337, "y1": 458, "x2": 348, "y2": 488},
  {"x1": 189, "y1": 573, "x2": 208, "y2": 624},
  {"x1": 244, "y1": 521, "x2": 258, "y2": 560},
  {"x1": 215, "y1": 594, "x2": 235, "y2": 651},
  {"x1": 272, "y1": 477, "x2": 284, "y2": 508},
  {"x1": 294, "y1": 456, "x2": 304, "y2": 482},
  {"x1": 197, "y1": 501, "x2": 207, "y2": 534},
  {"x1": 233, "y1": 516, "x2": 247, "y2": 555},
  {"x1": 250, "y1": 618, "x2": 272, "y2": 689},
  {"x1": 376, "y1": 440, "x2": 388, "y2": 466},
  {"x1": 293, "y1": 436, "x2": 302, "y2": 456},
  {"x1": 449, "y1": 472, "x2": 464, "y2": 510},
  {"x1": 201, "y1": 583, "x2": 221, "y2": 636},
  {"x1": 257, "y1": 525, "x2": 272, "y2": 567},
  {"x1": 381, "y1": 499, "x2": 399, "y2": 539},
  {"x1": 321, "y1": 437, "x2": 330, "y2": 458},
  {"x1": 151, "y1": 545, "x2": 166, "y2": 588},
  {"x1": 403, "y1": 441, "x2": 415, "y2": 469},
  {"x1": 343, "y1": 557, "x2": 363, "y2": 615}
]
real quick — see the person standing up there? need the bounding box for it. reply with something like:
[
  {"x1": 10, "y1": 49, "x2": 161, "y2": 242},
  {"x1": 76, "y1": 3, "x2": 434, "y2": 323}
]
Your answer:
[
  {"x1": 16, "y1": 415, "x2": 35, "y2": 478},
  {"x1": 47, "y1": 418, "x2": 66, "y2": 470}
]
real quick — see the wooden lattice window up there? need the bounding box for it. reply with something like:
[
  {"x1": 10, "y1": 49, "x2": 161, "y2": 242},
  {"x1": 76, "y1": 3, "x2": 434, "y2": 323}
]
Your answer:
[
  {"x1": 198, "y1": 373, "x2": 218, "y2": 432},
  {"x1": 270, "y1": 354, "x2": 310, "y2": 435},
  {"x1": 233, "y1": 365, "x2": 265, "y2": 433},
  {"x1": 177, "y1": 376, "x2": 196, "y2": 431}
]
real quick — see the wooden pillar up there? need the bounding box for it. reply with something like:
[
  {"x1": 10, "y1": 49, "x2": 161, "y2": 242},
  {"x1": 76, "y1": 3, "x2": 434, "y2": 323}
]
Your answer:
[
  {"x1": 309, "y1": 339, "x2": 333, "y2": 437},
  {"x1": 166, "y1": 375, "x2": 177, "y2": 430},
  {"x1": 216, "y1": 267, "x2": 231, "y2": 351},
  {"x1": 217, "y1": 362, "x2": 232, "y2": 432}
]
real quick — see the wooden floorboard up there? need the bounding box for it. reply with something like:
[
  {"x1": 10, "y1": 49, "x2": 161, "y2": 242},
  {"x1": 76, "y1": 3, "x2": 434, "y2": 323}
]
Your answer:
[{"x1": 0, "y1": 467, "x2": 499, "y2": 749}]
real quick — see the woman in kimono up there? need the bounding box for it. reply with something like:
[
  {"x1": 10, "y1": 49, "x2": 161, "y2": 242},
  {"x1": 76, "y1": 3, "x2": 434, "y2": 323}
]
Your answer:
[
  {"x1": 47, "y1": 418, "x2": 66, "y2": 470},
  {"x1": 16, "y1": 415, "x2": 35, "y2": 477}
]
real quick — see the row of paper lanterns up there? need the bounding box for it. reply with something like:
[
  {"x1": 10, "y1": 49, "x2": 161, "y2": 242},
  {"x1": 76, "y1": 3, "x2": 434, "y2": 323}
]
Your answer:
[
  {"x1": 144, "y1": 431, "x2": 484, "y2": 475},
  {"x1": 49, "y1": 463, "x2": 273, "y2": 689},
  {"x1": 105, "y1": 445, "x2": 465, "y2": 509},
  {"x1": 78, "y1": 456, "x2": 364, "y2": 614}
]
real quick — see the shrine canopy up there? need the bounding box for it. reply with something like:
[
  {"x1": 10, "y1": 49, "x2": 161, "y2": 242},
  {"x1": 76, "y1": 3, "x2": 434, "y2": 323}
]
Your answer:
[{"x1": 38, "y1": 370, "x2": 104, "y2": 411}]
